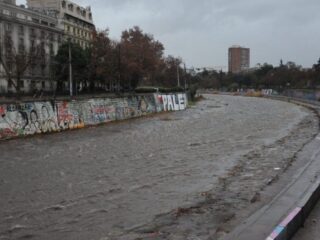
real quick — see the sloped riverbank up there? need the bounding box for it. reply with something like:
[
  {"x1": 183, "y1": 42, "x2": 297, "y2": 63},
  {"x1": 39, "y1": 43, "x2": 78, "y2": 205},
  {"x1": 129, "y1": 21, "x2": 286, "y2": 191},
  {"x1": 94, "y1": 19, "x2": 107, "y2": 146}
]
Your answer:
[{"x1": 0, "y1": 94, "x2": 317, "y2": 240}]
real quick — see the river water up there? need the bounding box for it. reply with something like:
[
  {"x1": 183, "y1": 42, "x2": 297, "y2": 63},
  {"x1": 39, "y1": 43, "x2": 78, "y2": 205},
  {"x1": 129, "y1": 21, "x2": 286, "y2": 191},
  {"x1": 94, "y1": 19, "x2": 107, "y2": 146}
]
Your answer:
[{"x1": 0, "y1": 95, "x2": 317, "y2": 240}]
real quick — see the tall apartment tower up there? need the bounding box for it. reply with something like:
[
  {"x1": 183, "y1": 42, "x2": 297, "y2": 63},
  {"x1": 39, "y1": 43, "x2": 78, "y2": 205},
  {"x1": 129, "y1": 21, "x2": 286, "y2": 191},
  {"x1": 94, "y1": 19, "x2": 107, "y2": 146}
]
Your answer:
[
  {"x1": 27, "y1": 0, "x2": 95, "y2": 48},
  {"x1": 228, "y1": 46, "x2": 250, "y2": 73}
]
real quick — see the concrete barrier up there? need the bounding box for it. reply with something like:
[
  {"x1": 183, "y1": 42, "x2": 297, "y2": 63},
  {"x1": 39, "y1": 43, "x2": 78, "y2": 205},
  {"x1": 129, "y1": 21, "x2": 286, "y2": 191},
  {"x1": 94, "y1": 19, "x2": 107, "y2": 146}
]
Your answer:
[
  {"x1": 298, "y1": 180, "x2": 320, "y2": 224},
  {"x1": 264, "y1": 167, "x2": 320, "y2": 240},
  {"x1": 264, "y1": 95, "x2": 320, "y2": 240}
]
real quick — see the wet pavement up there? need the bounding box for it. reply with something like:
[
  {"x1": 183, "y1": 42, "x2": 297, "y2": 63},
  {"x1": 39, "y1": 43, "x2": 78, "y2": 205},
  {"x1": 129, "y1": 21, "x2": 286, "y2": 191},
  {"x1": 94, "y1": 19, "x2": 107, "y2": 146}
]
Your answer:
[{"x1": 0, "y1": 95, "x2": 318, "y2": 240}]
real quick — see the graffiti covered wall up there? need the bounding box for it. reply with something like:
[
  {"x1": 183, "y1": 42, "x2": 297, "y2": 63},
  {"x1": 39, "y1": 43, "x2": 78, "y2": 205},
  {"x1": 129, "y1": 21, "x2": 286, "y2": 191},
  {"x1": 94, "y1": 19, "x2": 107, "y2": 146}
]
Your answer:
[
  {"x1": 0, "y1": 102, "x2": 58, "y2": 139},
  {"x1": 0, "y1": 93, "x2": 187, "y2": 140},
  {"x1": 154, "y1": 93, "x2": 188, "y2": 112}
]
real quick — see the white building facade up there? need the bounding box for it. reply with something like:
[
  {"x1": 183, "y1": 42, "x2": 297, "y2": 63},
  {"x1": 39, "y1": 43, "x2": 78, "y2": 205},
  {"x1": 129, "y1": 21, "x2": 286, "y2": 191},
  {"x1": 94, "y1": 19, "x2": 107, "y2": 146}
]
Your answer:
[
  {"x1": 27, "y1": 0, "x2": 95, "y2": 48},
  {"x1": 0, "y1": 0, "x2": 95, "y2": 95},
  {"x1": 0, "y1": 0, "x2": 63, "y2": 94}
]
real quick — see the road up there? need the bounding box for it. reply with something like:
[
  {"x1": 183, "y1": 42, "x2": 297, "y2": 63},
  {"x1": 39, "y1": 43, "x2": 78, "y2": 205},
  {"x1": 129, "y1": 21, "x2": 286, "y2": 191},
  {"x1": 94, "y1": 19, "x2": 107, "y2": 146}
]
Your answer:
[{"x1": 0, "y1": 94, "x2": 318, "y2": 240}]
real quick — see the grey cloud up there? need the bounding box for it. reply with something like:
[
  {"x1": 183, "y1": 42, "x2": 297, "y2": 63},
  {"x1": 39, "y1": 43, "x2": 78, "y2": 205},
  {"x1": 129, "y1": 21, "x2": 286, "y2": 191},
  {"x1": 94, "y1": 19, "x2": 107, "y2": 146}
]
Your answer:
[{"x1": 17, "y1": 0, "x2": 320, "y2": 68}]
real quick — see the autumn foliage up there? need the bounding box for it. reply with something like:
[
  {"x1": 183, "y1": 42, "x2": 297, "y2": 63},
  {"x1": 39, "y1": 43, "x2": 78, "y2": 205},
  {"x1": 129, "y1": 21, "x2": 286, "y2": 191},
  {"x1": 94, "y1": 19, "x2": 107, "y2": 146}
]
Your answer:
[{"x1": 55, "y1": 26, "x2": 184, "y2": 94}]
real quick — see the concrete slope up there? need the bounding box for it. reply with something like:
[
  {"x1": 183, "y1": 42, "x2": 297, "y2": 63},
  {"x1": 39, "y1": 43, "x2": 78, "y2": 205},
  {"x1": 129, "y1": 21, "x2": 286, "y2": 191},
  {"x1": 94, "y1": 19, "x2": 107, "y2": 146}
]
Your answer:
[{"x1": 224, "y1": 98, "x2": 320, "y2": 240}]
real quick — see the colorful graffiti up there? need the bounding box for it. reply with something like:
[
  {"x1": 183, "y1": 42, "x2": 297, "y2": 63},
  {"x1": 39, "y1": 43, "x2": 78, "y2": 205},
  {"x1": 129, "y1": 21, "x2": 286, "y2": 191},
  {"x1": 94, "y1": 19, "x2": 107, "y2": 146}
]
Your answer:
[
  {"x1": 0, "y1": 93, "x2": 188, "y2": 140},
  {"x1": 0, "y1": 102, "x2": 58, "y2": 139},
  {"x1": 56, "y1": 101, "x2": 84, "y2": 130},
  {"x1": 114, "y1": 95, "x2": 157, "y2": 120},
  {"x1": 90, "y1": 101, "x2": 116, "y2": 124}
]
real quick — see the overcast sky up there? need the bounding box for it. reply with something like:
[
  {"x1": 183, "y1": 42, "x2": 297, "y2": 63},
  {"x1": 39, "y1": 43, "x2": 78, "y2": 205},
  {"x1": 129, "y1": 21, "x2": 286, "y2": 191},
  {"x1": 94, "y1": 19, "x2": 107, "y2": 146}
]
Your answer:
[{"x1": 17, "y1": 0, "x2": 320, "y2": 70}]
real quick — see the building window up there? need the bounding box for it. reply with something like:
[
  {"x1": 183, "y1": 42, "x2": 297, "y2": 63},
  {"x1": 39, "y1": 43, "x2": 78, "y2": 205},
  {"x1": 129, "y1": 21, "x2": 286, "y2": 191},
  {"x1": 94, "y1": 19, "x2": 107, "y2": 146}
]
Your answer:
[
  {"x1": 30, "y1": 39, "x2": 36, "y2": 51},
  {"x1": 40, "y1": 42, "x2": 46, "y2": 64},
  {"x1": 89, "y1": 13, "x2": 92, "y2": 20},
  {"x1": 18, "y1": 38, "x2": 25, "y2": 53},
  {"x1": 18, "y1": 25, "x2": 24, "y2": 35},
  {"x1": 3, "y1": 9, "x2": 10, "y2": 16},
  {"x1": 17, "y1": 13, "x2": 26, "y2": 20},
  {"x1": 20, "y1": 80, "x2": 25, "y2": 88},
  {"x1": 5, "y1": 23, "x2": 12, "y2": 32},
  {"x1": 30, "y1": 28, "x2": 36, "y2": 38},
  {"x1": 41, "y1": 31, "x2": 45, "y2": 39},
  {"x1": 32, "y1": 18, "x2": 40, "y2": 24},
  {"x1": 49, "y1": 43, "x2": 54, "y2": 56},
  {"x1": 42, "y1": 81, "x2": 45, "y2": 89},
  {"x1": 41, "y1": 65, "x2": 46, "y2": 76},
  {"x1": 68, "y1": 4, "x2": 74, "y2": 11},
  {"x1": 49, "y1": 33, "x2": 54, "y2": 41},
  {"x1": 31, "y1": 80, "x2": 36, "y2": 89},
  {"x1": 62, "y1": 0, "x2": 66, "y2": 8},
  {"x1": 41, "y1": 42, "x2": 45, "y2": 51}
]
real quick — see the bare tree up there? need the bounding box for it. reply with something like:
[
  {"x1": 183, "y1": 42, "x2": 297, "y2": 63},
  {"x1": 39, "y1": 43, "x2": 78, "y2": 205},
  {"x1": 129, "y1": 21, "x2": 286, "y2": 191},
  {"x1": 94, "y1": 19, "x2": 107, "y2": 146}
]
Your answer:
[{"x1": 0, "y1": 34, "x2": 41, "y2": 97}]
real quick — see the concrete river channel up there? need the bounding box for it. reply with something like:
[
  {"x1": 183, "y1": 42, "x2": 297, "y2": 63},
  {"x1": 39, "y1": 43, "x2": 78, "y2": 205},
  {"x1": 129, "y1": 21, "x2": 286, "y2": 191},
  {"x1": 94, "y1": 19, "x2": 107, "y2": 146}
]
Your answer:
[{"x1": 0, "y1": 94, "x2": 318, "y2": 240}]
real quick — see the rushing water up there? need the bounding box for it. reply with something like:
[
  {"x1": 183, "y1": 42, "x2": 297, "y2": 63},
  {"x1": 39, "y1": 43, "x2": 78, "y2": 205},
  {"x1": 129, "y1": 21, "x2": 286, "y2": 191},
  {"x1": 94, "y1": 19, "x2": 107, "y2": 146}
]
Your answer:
[{"x1": 0, "y1": 95, "x2": 314, "y2": 240}]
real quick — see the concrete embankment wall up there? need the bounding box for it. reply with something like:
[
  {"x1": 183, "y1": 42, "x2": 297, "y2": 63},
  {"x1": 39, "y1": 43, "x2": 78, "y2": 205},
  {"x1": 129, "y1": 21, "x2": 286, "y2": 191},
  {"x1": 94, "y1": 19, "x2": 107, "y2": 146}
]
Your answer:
[
  {"x1": 0, "y1": 93, "x2": 188, "y2": 140},
  {"x1": 283, "y1": 89, "x2": 320, "y2": 101}
]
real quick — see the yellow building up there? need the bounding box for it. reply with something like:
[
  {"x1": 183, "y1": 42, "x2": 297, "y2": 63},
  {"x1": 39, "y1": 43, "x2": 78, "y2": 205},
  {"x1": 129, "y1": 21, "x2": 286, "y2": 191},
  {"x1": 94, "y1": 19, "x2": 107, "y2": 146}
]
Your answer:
[{"x1": 27, "y1": 0, "x2": 95, "y2": 48}]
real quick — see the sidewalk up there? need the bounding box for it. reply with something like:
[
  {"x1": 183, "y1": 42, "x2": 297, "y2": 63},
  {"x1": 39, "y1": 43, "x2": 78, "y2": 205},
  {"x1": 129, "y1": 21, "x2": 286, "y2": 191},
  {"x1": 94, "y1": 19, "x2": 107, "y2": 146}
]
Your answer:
[{"x1": 223, "y1": 99, "x2": 320, "y2": 240}]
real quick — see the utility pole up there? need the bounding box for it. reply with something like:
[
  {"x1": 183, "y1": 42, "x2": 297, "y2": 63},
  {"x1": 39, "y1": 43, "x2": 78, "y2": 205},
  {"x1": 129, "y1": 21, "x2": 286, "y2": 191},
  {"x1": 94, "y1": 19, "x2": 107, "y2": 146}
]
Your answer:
[
  {"x1": 118, "y1": 44, "x2": 121, "y2": 92},
  {"x1": 177, "y1": 63, "x2": 180, "y2": 87},
  {"x1": 184, "y1": 63, "x2": 187, "y2": 90},
  {"x1": 68, "y1": 39, "x2": 73, "y2": 97}
]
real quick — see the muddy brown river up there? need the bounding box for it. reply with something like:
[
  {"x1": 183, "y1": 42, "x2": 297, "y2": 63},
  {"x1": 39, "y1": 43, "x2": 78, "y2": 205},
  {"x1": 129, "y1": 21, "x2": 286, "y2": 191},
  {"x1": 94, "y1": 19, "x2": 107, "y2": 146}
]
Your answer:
[{"x1": 0, "y1": 95, "x2": 318, "y2": 240}]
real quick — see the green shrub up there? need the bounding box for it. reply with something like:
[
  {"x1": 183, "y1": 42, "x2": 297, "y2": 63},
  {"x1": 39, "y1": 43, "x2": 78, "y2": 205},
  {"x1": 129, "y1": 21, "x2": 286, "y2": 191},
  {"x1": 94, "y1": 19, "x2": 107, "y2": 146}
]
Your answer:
[
  {"x1": 189, "y1": 84, "x2": 198, "y2": 101},
  {"x1": 135, "y1": 86, "x2": 185, "y2": 93},
  {"x1": 135, "y1": 87, "x2": 158, "y2": 93}
]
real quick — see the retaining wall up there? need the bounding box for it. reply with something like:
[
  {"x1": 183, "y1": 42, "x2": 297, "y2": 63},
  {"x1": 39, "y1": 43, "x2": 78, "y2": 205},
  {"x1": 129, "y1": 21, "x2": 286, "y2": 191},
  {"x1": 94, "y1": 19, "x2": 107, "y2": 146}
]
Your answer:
[
  {"x1": 0, "y1": 93, "x2": 188, "y2": 140},
  {"x1": 283, "y1": 89, "x2": 320, "y2": 101}
]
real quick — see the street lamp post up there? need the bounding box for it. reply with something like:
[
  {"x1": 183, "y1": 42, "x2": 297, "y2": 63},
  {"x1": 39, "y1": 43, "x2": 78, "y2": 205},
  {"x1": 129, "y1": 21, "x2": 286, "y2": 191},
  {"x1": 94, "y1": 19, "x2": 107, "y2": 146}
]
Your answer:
[
  {"x1": 118, "y1": 44, "x2": 121, "y2": 92},
  {"x1": 177, "y1": 63, "x2": 180, "y2": 88},
  {"x1": 183, "y1": 63, "x2": 187, "y2": 90},
  {"x1": 68, "y1": 38, "x2": 73, "y2": 97}
]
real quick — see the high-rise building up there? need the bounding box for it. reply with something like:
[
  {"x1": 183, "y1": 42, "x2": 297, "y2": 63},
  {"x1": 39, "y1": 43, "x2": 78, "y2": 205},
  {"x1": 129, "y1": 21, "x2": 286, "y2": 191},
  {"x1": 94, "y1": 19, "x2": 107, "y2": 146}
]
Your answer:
[
  {"x1": 27, "y1": 0, "x2": 95, "y2": 48},
  {"x1": 228, "y1": 46, "x2": 250, "y2": 73}
]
